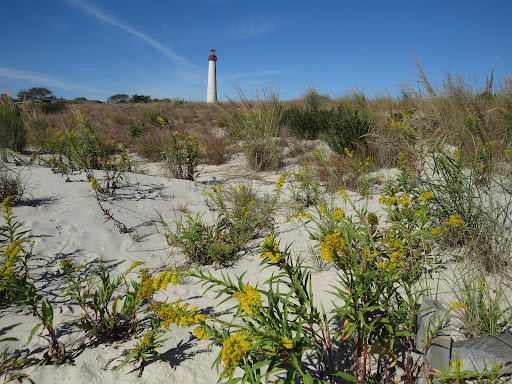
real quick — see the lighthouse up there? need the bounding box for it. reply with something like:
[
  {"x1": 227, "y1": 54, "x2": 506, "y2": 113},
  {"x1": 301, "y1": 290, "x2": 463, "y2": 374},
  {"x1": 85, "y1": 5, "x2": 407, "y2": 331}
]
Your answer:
[{"x1": 207, "y1": 48, "x2": 217, "y2": 103}]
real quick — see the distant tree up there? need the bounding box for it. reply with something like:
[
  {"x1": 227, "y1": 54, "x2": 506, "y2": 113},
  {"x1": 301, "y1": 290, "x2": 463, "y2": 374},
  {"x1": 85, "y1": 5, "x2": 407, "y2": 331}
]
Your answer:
[
  {"x1": 74, "y1": 97, "x2": 87, "y2": 100},
  {"x1": 130, "y1": 94, "x2": 151, "y2": 103},
  {"x1": 17, "y1": 87, "x2": 56, "y2": 101},
  {"x1": 107, "y1": 93, "x2": 130, "y2": 103}
]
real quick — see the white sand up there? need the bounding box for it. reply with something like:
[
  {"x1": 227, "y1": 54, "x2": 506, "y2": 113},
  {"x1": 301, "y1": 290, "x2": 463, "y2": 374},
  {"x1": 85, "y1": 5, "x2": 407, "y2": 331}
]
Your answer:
[{"x1": 1, "y1": 157, "x2": 464, "y2": 383}]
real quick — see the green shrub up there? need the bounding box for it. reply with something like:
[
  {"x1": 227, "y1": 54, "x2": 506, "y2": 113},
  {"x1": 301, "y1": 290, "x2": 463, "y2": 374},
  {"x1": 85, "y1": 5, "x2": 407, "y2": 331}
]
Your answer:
[
  {"x1": 39, "y1": 100, "x2": 66, "y2": 115},
  {"x1": 281, "y1": 108, "x2": 331, "y2": 139},
  {"x1": 326, "y1": 102, "x2": 372, "y2": 155},
  {"x1": 154, "y1": 188, "x2": 436, "y2": 383},
  {"x1": 0, "y1": 98, "x2": 27, "y2": 152}
]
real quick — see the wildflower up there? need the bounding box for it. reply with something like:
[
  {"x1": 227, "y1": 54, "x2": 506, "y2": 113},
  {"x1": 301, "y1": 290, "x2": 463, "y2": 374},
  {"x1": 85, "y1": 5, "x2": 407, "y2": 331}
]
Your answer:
[
  {"x1": 233, "y1": 285, "x2": 262, "y2": 314},
  {"x1": 148, "y1": 298, "x2": 205, "y2": 329},
  {"x1": 312, "y1": 150, "x2": 323, "y2": 159},
  {"x1": 152, "y1": 269, "x2": 180, "y2": 291},
  {"x1": 193, "y1": 327, "x2": 210, "y2": 341},
  {"x1": 59, "y1": 259, "x2": 75, "y2": 269},
  {"x1": 222, "y1": 333, "x2": 251, "y2": 375},
  {"x1": 446, "y1": 215, "x2": 465, "y2": 228},
  {"x1": 400, "y1": 193, "x2": 412, "y2": 206},
  {"x1": 421, "y1": 191, "x2": 433, "y2": 202},
  {"x1": 130, "y1": 261, "x2": 145, "y2": 270},
  {"x1": 431, "y1": 227, "x2": 442, "y2": 236},
  {"x1": 450, "y1": 302, "x2": 467, "y2": 310},
  {"x1": 379, "y1": 196, "x2": 388, "y2": 204},
  {"x1": 344, "y1": 148, "x2": 354, "y2": 158},
  {"x1": 281, "y1": 336, "x2": 294, "y2": 350},
  {"x1": 333, "y1": 208, "x2": 345, "y2": 221},
  {"x1": 320, "y1": 231, "x2": 346, "y2": 263},
  {"x1": 451, "y1": 359, "x2": 464, "y2": 369},
  {"x1": 275, "y1": 174, "x2": 287, "y2": 189}
]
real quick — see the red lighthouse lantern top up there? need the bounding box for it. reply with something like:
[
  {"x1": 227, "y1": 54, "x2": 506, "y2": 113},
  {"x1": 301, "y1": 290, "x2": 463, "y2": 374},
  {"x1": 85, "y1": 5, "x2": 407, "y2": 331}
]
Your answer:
[{"x1": 208, "y1": 48, "x2": 217, "y2": 62}]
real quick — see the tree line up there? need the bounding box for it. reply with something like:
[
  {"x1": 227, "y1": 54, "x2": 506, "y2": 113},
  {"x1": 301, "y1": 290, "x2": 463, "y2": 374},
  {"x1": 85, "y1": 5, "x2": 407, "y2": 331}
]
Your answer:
[{"x1": 14, "y1": 88, "x2": 180, "y2": 104}]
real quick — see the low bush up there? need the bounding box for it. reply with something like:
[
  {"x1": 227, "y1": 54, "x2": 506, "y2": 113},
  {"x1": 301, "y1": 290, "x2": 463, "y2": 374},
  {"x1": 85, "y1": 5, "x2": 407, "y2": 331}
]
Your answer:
[{"x1": 166, "y1": 181, "x2": 284, "y2": 266}]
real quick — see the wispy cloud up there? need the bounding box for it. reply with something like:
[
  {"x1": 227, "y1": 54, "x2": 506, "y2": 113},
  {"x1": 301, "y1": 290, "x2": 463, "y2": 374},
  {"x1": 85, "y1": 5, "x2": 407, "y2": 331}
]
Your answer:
[
  {"x1": 225, "y1": 20, "x2": 279, "y2": 39},
  {"x1": 68, "y1": 0, "x2": 199, "y2": 71},
  {"x1": 0, "y1": 66, "x2": 105, "y2": 94}
]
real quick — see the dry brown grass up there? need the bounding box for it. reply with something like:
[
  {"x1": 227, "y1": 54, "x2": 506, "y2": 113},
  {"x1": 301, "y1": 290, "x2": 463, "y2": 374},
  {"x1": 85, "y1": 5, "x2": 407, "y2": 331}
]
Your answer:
[{"x1": 25, "y1": 67, "x2": 512, "y2": 176}]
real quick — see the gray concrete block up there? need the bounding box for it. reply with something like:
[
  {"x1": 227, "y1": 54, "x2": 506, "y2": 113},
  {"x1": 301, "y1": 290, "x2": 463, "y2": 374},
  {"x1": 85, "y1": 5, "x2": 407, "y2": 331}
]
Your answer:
[{"x1": 416, "y1": 300, "x2": 452, "y2": 384}]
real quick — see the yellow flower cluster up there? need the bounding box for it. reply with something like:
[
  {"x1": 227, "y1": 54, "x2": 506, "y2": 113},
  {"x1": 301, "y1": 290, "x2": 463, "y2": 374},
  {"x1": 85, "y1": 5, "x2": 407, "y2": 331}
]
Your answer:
[
  {"x1": 275, "y1": 174, "x2": 287, "y2": 189},
  {"x1": 431, "y1": 227, "x2": 443, "y2": 236},
  {"x1": 222, "y1": 333, "x2": 251, "y2": 375},
  {"x1": 377, "y1": 252, "x2": 405, "y2": 272},
  {"x1": 379, "y1": 194, "x2": 412, "y2": 206},
  {"x1": 281, "y1": 336, "x2": 294, "y2": 350},
  {"x1": 332, "y1": 208, "x2": 345, "y2": 222},
  {"x1": 148, "y1": 298, "x2": 205, "y2": 329},
  {"x1": 133, "y1": 329, "x2": 163, "y2": 355},
  {"x1": 295, "y1": 211, "x2": 312, "y2": 221},
  {"x1": 233, "y1": 285, "x2": 262, "y2": 314},
  {"x1": 312, "y1": 150, "x2": 323, "y2": 159},
  {"x1": 136, "y1": 268, "x2": 179, "y2": 301},
  {"x1": 446, "y1": 215, "x2": 465, "y2": 228},
  {"x1": 421, "y1": 191, "x2": 433, "y2": 201},
  {"x1": 320, "y1": 230, "x2": 346, "y2": 263},
  {"x1": 193, "y1": 326, "x2": 210, "y2": 341},
  {"x1": 260, "y1": 236, "x2": 281, "y2": 263},
  {"x1": 450, "y1": 302, "x2": 468, "y2": 310}
]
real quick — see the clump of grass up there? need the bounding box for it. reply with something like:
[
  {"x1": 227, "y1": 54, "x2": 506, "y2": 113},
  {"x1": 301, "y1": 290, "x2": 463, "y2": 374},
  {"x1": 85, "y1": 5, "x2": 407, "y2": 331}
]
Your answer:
[
  {"x1": 165, "y1": 181, "x2": 284, "y2": 266},
  {"x1": 0, "y1": 97, "x2": 27, "y2": 152},
  {"x1": 224, "y1": 85, "x2": 284, "y2": 172},
  {"x1": 418, "y1": 148, "x2": 512, "y2": 271},
  {"x1": 450, "y1": 267, "x2": 512, "y2": 339},
  {"x1": 197, "y1": 131, "x2": 230, "y2": 165},
  {"x1": 0, "y1": 166, "x2": 24, "y2": 203}
]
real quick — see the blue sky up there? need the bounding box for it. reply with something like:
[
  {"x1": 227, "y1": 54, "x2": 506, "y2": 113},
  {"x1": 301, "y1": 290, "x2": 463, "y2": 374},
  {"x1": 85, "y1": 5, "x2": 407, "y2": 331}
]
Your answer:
[{"x1": 1, "y1": 0, "x2": 511, "y2": 102}]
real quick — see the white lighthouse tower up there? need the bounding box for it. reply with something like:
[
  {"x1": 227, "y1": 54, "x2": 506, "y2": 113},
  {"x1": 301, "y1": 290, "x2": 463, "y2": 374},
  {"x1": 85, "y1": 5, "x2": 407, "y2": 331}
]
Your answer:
[{"x1": 207, "y1": 48, "x2": 217, "y2": 103}]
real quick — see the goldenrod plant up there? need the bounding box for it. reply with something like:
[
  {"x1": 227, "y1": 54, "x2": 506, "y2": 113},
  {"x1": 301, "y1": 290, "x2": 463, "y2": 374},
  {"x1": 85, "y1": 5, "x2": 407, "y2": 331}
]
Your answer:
[
  {"x1": 158, "y1": 116, "x2": 203, "y2": 180},
  {"x1": 60, "y1": 260, "x2": 178, "y2": 343}
]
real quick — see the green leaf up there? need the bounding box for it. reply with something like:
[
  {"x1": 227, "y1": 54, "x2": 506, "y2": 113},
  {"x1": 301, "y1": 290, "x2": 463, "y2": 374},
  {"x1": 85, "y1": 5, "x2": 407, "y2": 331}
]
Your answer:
[
  {"x1": 41, "y1": 298, "x2": 53, "y2": 328},
  {"x1": 26, "y1": 323, "x2": 41, "y2": 345},
  {"x1": 329, "y1": 371, "x2": 356, "y2": 382},
  {"x1": 113, "y1": 352, "x2": 138, "y2": 371},
  {"x1": 112, "y1": 296, "x2": 119, "y2": 318}
]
